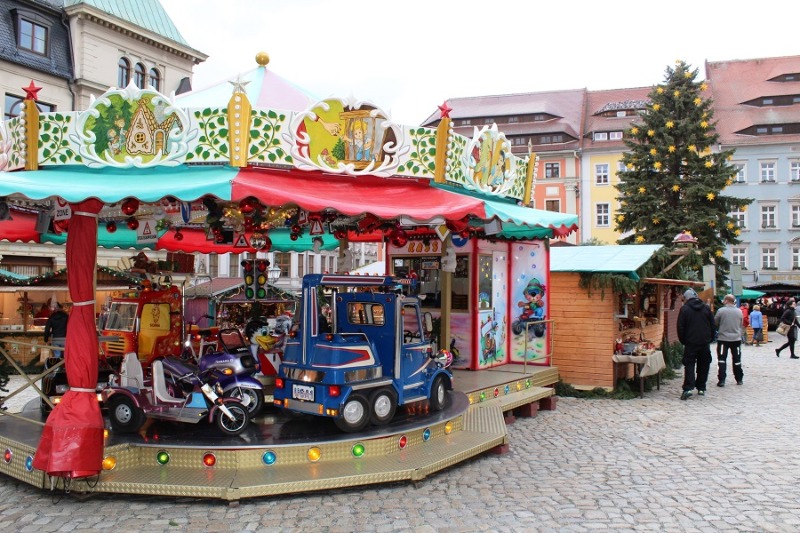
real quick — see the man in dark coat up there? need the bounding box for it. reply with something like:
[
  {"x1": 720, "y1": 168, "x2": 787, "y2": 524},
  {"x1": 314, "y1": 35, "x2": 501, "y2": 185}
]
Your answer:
[
  {"x1": 43, "y1": 303, "x2": 69, "y2": 357},
  {"x1": 677, "y1": 289, "x2": 715, "y2": 400}
]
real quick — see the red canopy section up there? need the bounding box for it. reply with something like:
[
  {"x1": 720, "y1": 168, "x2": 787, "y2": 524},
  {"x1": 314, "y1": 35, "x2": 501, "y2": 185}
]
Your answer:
[{"x1": 232, "y1": 168, "x2": 485, "y2": 221}]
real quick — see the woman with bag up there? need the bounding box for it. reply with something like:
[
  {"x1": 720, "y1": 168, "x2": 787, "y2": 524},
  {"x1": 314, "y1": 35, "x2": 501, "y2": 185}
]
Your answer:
[{"x1": 775, "y1": 300, "x2": 798, "y2": 358}]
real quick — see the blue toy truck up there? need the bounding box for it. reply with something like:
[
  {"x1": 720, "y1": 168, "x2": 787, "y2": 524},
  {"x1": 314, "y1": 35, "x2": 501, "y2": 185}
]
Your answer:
[{"x1": 273, "y1": 274, "x2": 453, "y2": 432}]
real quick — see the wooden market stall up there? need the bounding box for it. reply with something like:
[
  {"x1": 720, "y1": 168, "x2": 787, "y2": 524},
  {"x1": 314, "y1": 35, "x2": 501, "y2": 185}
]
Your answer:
[{"x1": 549, "y1": 245, "x2": 703, "y2": 391}]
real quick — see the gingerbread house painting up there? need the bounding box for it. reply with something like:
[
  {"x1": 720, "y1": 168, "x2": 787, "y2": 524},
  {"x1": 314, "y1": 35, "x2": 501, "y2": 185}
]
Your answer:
[{"x1": 126, "y1": 98, "x2": 183, "y2": 156}]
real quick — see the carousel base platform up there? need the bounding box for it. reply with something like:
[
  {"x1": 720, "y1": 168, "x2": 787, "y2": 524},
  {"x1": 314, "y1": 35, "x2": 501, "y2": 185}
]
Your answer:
[{"x1": 0, "y1": 365, "x2": 558, "y2": 502}]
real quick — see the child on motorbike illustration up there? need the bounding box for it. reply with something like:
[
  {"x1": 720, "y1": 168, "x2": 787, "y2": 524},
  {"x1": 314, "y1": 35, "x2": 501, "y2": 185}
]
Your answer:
[{"x1": 512, "y1": 278, "x2": 546, "y2": 336}]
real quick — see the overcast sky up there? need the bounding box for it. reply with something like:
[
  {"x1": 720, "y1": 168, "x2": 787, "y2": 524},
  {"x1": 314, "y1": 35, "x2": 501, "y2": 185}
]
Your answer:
[{"x1": 161, "y1": 0, "x2": 798, "y2": 124}]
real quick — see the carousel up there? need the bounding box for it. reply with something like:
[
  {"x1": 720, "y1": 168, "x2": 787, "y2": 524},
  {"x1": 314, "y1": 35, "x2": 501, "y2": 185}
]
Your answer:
[{"x1": 0, "y1": 53, "x2": 577, "y2": 501}]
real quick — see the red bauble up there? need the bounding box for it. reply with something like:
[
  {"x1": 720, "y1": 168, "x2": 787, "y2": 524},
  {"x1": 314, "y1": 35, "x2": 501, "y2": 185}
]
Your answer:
[
  {"x1": 127, "y1": 218, "x2": 139, "y2": 230},
  {"x1": 291, "y1": 224, "x2": 302, "y2": 234},
  {"x1": 106, "y1": 221, "x2": 117, "y2": 233},
  {"x1": 290, "y1": 233, "x2": 299, "y2": 241},
  {"x1": 121, "y1": 198, "x2": 139, "y2": 216},
  {"x1": 215, "y1": 233, "x2": 225, "y2": 243},
  {"x1": 212, "y1": 226, "x2": 221, "y2": 235},
  {"x1": 174, "y1": 230, "x2": 184, "y2": 241},
  {"x1": 333, "y1": 229, "x2": 346, "y2": 240},
  {"x1": 239, "y1": 197, "x2": 257, "y2": 215},
  {"x1": 460, "y1": 229, "x2": 470, "y2": 238}
]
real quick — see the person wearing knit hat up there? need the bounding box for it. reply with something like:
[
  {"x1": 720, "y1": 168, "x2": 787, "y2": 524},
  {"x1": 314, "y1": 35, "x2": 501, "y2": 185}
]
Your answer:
[{"x1": 677, "y1": 288, "x2": 716, "y2": 400}]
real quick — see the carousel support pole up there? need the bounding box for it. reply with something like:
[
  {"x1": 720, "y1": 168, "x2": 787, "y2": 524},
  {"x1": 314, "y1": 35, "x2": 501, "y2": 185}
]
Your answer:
[
  {"x1": 440, "y1": 235, "x2": 453, "y2": 358},
  {"x1": 22, "y1": 81, "x2": 41, "y2": 171},
  {"x1": 433, "y1": 102, "x2": 452, "y2": 184},
  {"x1": 227, "y1": 70, "x2": 254, "y2": 168},
  {"x1": 523, "y1": 142, "x2": 537, "y2": 207}
]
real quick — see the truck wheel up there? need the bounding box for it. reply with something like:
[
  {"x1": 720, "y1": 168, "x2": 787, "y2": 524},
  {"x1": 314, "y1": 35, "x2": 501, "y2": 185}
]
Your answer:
[
  {"x1": 511, "y1": 321, "x2": 523, "y2": 335},
  {"x1": 224, "y1": 387, "x2": 264, "y2": 416},
  {"x1": 429, "y1": 375, "x2": 448, "y2": 412},
  {"x1": 215, "y1": 403, "x2": 250, "y2": 435},
  {"x1": 335, "y1": 394, "x2": 370, "y2": 433},
  {"x1": 108, "y1": 395, "x2": 144, "y2": 433},
  {"x1": 369, "y1": 387, "x2": 397, "y2": 425}
]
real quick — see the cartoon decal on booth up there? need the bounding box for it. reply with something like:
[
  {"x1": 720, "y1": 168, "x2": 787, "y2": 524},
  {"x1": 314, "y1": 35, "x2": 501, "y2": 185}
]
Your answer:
[
  {"x1": 464, "y1": 124, "x2": 516, "y2": 196},
  {"x1": 289, "y1": 97, "x2": 407, "y2": 176},
  {"x1": 71, "y1": 84, "x2": 194, "y2": 168},
  {"x1": 512, "y1": 278, "x2": 546, "y2": 337}
]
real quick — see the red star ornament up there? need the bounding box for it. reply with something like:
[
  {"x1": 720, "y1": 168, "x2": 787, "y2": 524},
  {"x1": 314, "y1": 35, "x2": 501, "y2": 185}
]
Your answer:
[
  {"x1": 438, "y1": 101, "x2": 452, "y2": 119},
  {"x1": 23, "y1": 81, "x2": 42, "y2": 101}
]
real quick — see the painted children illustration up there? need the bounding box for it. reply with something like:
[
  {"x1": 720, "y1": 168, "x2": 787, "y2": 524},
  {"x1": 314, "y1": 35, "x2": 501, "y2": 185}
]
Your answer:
[{"x1": 344, "y1": 122, "x2": 373, "y2": 161}]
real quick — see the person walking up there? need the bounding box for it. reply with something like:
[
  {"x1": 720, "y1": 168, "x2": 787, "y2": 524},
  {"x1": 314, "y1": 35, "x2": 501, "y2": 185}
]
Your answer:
[
  {"x1": 715, "y1": 294, "x2": 744, "y2": 386},
  {"x1": 739, "y1": 302, "x2": 750, "y2": 344},
  {"x1": 677, "y1": 288, "x2": 716, "y2": 400},
  {"x1": 750, "y1": 305, "x2": 764, "y2": 347},
  {"x1": 43, "y1": 302, "x2": 69, "y2": 358},
  {"x1": 775, "y1": 300, "x2": 799, "y2": 359}
]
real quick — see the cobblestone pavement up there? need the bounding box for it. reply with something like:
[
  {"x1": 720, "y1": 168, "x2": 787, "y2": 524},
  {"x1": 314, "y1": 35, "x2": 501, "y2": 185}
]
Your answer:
[{"x1": 1, "y1": 340, "x2": 799, "y2": 532}]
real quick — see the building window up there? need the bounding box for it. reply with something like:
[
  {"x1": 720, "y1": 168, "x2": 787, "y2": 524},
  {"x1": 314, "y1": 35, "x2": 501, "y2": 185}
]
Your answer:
[
  {"x1": 595, "y1": 203, "x2": 610, "y2": 227},
  {"x1": 730, "y1": 209, "x2": 746, "y2": 229},
  {"x1": 545, "y1": 162, "x2": 560, "y2": 178},
  {"x1": 793, "y1": 247, "x2": 800, "y2": 270},
  {"x1": 594, "y1": 132, "x2": 608, "y2": 141},
  {"x1": 545, "y1": 200, "x2": 560, "y2": 212},
  {"x1": 761, "y1": 205, "x2": 776, "y2": 228},
  {"x1": 507, "y1": 116, "x2": 519, "y2": 123},
  {"x1": 208, "y1": 254, "x2": 219, "y2": 277},
  {"x1": 609, "y1": 131, "x2": 623, "y2": 140},
  {"x1": 19, "y1": 18, "x2": 47, "y2": 55},
  {"x1": 228, "y1": 253, "x2": 241, "y2": 278},
  {"x1": 4, "y1": 94, "x2": 55, "y2": 119},
  {"x1": 297, "y1": 253, "x2": 305, "y2": 278},
  {"x1": 731, "y1": 247, "x2": 747, "y2": 270},
  {"x1": 148, "y1": 68, "x2": 161, "y2": 91},
  {"x1": 732, "y1": 163, "x2": 746, "y2": 183},
  {"x1": 118, "y1": 58, "x2": 131, "y2": 87},
  {"x1": 791, "y1": 161, "x2": 800, "y2": 182},
  {"x1": 459, "y1": 119, "x2": 471, "y2": 126},
  {"x1": 760, "y1": 161, "x2": 776, "y2": 182},
  {"x1": 134, "y1": 62, "x2": 146, "y2": 89},
  {"x1": 761, "y1": 247, "x2": 777, "y2": 269},
  {"x1": 595, "y1": 163, "x2": 609, "y2": 185},
  {"x1": 274, "y1": 252, "x2": 291, "y2": 278},
  {"x1": 792, "y1": 205, "x2": 800, "y2": 227}
]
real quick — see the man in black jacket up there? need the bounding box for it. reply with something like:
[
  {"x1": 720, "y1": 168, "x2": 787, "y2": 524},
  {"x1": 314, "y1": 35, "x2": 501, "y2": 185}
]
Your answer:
[
  {"x1": 677, "y1": 289, "x2": 715, "y2": 400},
  {"x1": 43, "y1": 303, "x2": 69, "y2": 358}
]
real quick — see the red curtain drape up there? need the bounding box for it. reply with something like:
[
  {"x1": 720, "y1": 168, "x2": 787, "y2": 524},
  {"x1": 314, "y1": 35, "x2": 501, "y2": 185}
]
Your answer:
[{"x1": 33, "y1": 199, "x2": 104, "y2": 478}]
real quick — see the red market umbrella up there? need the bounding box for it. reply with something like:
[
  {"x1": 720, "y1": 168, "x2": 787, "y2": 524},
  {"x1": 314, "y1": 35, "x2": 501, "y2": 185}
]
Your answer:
[{"x1": 33, "y1": 199, "x2": 104, "y2": 478}]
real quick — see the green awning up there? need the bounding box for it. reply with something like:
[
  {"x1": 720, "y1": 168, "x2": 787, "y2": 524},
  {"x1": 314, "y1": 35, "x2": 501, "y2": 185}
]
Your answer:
[
  {"x1": 738, "y1": 288, "x2": 765, "y2": 299},
  {"x1": 0, "y1": 166, "x2": 236, "y2": 202}
]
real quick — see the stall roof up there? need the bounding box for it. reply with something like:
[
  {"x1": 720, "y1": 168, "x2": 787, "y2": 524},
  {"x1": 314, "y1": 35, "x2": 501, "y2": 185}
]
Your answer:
[
  {"x1": 184, "y1": 278, "x2": 297, "y2": 300},
  {"x1": 551, "y1": 245, "x2": 663, "y2": 278}
]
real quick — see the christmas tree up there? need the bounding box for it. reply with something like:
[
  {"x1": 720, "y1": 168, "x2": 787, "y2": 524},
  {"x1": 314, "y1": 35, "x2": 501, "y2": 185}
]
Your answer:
[{"x1": 615, "y1": 60, "x2": 752, "y2": 285}]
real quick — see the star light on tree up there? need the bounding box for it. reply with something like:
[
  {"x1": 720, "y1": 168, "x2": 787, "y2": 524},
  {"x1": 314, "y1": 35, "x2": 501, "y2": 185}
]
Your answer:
[{"x1": 614, "y1": 60, "x2": 753, "y2": 287}]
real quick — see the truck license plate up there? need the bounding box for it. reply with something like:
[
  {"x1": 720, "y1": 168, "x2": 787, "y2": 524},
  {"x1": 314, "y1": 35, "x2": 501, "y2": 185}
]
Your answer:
[{"x1": 292, "y1": 384, "x2": 314, "y2": 402}]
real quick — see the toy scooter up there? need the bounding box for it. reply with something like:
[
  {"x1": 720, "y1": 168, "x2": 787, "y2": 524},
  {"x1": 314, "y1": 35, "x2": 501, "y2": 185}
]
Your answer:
[
  {"x1": 163, "y1": 336, "x2": 265, "y2": 417},
  {"x1": 103, "y1": 353, "x2": 250, "y2": 436}
]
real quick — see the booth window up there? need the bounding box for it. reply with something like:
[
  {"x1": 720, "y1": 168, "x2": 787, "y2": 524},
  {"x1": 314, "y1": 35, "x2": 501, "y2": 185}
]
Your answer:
[
  {"x1": 392, "y1": 255, "x2": 469, "y2": 310},
  {"x1": 477, "y1": 255, "x2": 492, "y2": 310}
]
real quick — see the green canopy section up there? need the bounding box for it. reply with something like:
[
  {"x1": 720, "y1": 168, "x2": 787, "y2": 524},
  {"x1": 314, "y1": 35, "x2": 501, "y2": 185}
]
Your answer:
[
  {"x1": 738, "y1": 288, "x2": 765, "y2": 300},
  {"x1": 0, "y1": 165, "x2": 236, "y2": 203}
]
